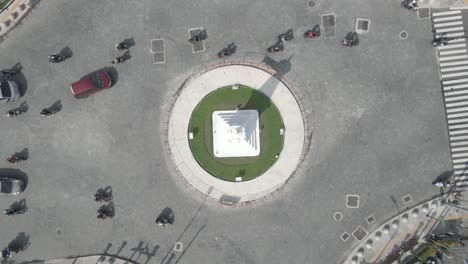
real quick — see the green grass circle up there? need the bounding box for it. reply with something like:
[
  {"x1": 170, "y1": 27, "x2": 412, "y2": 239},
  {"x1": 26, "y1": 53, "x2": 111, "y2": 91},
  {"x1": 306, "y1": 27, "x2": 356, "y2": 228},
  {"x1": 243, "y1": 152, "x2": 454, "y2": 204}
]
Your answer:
[{"x1": 188, "y1": 85, "x2": 284, "y2": 182}]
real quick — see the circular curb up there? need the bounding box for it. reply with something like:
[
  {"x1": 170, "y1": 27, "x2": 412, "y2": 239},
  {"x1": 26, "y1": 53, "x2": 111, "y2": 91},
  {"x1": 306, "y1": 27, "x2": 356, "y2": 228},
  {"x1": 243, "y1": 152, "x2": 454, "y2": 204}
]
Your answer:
[{"x1": 167, "y1": 64, "x2": 305, "y2": 204}]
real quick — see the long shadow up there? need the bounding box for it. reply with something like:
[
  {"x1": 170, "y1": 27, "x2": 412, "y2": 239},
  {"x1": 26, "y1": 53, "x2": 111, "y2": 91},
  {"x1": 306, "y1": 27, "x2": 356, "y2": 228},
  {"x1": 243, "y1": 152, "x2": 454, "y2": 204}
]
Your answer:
[
  {"x1": 129, "y1": 241, "x2": 144, "y2": 260},
  {"x1": 142, "y1": 244, "x2": 159, "y2": 264},
  {"x1": 10, "y1": 198, "x2": 27, "y2": 211},
  {"x1": 50, "y1": 100, "x2": 62, "y2": 112},
  {"x1": 60, "y1": 47, "x2": 73, "y2": 59},
  {"x1": 390, "y1": 195, "x2": 400, "y2": 214},
  {"x1": 174, "y1": 225, "x2": 206, "y2": 264},
  {"x1": 8, "y1": 232, "x2": 30, "y2": 252},
  {"x1": 115, "y1": 241, "x2": 127, "y2": 256}
]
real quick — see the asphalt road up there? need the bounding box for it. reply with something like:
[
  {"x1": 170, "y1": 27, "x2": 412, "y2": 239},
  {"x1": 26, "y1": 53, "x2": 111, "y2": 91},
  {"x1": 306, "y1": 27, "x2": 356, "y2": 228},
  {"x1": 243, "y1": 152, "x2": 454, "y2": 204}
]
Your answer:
[{"x1": 0, "y1": 0, "x2": 453, "y2": 263}]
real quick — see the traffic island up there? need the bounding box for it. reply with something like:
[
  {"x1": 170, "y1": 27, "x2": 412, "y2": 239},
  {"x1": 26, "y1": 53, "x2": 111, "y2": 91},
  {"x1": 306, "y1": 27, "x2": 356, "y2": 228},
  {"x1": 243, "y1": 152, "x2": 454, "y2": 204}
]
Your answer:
[
  {"x1": 188, "y1": 85, "x2": 284, "y2": 181},
  {"x1": 166, "y1": 64, "x2": 306, "y2": 205}
]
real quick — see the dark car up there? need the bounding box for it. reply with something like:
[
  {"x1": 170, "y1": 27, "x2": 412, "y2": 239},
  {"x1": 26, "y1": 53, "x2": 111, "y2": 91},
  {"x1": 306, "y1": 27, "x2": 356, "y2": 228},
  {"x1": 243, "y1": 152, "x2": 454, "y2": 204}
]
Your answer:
[
  {"x1": 70, "y1": 71, "x2": 112, "y2": 98},
  {"x1": 0, "y1": 177, "x2": 25, "y2": 195},
  {"x1": 0, "y1": 80, "x2": 20, "y2": 103}
]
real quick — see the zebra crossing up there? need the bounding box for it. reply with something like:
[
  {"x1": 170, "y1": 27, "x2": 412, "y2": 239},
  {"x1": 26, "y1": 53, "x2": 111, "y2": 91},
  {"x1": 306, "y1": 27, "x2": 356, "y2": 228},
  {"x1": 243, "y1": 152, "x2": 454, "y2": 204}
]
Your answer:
[{"x1": 433, "y1": 10, "x2": 468, "y2": 189}]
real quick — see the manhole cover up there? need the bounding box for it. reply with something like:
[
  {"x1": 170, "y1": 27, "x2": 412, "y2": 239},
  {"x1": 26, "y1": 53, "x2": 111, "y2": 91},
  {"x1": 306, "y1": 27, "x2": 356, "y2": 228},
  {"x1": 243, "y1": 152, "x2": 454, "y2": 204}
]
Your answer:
[
  {"x1": 341, "y1": 232, "x2": 350, "y2": 242},
  {"x1": 308, "y1": 0, "x2": 316, "y2": 7},
  {"x1": 346, "y1": 194, "x2": 360, "y2": 208},
  {"x1": 189, "y1": 28, "x2": 206, "y2": 53},
  {"x1": 151, "y1": 38, "x2": 165, "y2": 53},
  {"x1": 366, "y1": 215, "x2": 375, "y2": 225},
  {"x1": 334, "y1": 212, "x2": 343, "y2": 221},
  {"x1": 418, "y1": 7, "x2": 430, "y2": 19},
  {"x1": 403, "y1": 195, "x2": 413, "y2": 205},
  {"x1": 321, "y1": 14, "x2": 336, "y2": 27},
  {"x1": 174, "y1": 242, "x2": 183, "y2": 252},
  {"x1": 153, "y1": 52, "x2": 165, "y2": 64},
  {"x1": 355, "y1": 18, "x2": 370, "y2": 34},
  {"x1": 399, "y1": 31, "x2": 408, "y2": 39},
  {"x1": 352, "y1": 226, "x2": 368, "y2": 241},
  {"x1": 323, "y1": 26, "x2": 336, "y2": 39}
]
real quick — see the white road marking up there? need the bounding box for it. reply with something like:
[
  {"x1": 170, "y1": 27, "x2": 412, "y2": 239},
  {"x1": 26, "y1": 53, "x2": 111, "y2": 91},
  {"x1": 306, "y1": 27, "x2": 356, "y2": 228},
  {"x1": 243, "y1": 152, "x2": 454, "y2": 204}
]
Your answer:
[
  {"x1": 438, "y1": 43, "x2": 466, "y2": 50},
  {"x1": 433, "y1": 10, "x2": 461, "y2": 16},
  {"x1": 435, "y1": 21, "x2": 463, "y2": 28},
  {"x1": 434, "y1": 15, "x2": 462, "y2": 22},
  {"x1": 439, "y1": 54, "x2": 468, "y2": 62}
]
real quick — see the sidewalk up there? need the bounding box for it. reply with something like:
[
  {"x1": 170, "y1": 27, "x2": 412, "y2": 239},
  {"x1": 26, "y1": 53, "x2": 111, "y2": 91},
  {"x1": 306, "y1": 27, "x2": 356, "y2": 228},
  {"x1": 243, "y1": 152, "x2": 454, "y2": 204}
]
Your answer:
[
  {"x1": 343, "y1": 193, "x2": 468, "y2": 264},
  {"x1": 0, "y1": 0, "x2": 37, "y2": 39}
]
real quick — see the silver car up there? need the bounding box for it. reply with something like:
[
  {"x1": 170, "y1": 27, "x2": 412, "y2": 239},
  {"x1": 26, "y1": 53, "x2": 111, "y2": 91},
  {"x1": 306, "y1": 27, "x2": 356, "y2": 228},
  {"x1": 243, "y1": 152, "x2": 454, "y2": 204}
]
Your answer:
[
  {"x1": 0, "y1": 80, "x2": 20, "y2": 103},
  {"x1": 0, "y1": 177, "x2": 25, "y2": 195}
]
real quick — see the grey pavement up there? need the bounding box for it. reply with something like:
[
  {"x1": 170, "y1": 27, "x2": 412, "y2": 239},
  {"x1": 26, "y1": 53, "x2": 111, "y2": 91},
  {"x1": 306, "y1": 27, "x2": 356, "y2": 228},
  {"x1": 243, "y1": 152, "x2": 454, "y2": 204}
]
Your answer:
[
  {"x1": 0, "y1": 0, "x2": 458, "y2": 263},
  {"x1": 343, "y1": 193, "x2": 468, "y2": 263}
]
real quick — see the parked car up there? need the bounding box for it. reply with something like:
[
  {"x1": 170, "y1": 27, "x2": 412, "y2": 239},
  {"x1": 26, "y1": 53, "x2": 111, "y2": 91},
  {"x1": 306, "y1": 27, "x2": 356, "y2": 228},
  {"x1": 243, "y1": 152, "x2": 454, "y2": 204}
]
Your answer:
[
  {"x1": 0, "y1": 177, "x2": 25, "y2": 195},
  {"x1": 70, "y1": 71, "x2": 112, "y2": 98},
  {"x1": 0, "y1": 80, "x2": 20, "y2": 103}
]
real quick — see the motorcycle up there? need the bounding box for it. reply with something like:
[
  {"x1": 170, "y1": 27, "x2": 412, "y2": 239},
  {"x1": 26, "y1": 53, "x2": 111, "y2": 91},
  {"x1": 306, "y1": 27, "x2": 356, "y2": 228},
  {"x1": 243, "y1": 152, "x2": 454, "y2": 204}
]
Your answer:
[
  {"x1": 93, "y1": 193, "x2": 112, "y2": 203},
  {"x1": 342, "y1": 33, "x2": 358, "y2": 47},
  {"x1": 97, "y1": 208, "x2": 113, "y2": 219},
  {"x1": 279, "y1": 29, "x2": 294, "y2": 41},
  {"x1": 217, "y1": 49, "x2": 233, "y2": 58},
  {"x1": 267, "y1": 40, "x2": 284, "y2": 53},
  {"x1": 401, "y1": 0, "x2": 418, "y2": 10},
  {"x1": 111, "y1": 57, "x2": 125, "y2": 64},
  {"x1": 40, "y1": 108, "x2": 58, "y2": 117},
  {"x1": 6, "y1": 109, "x2": 21, "y2": 117},
  {"x1": 48, "y1": 54, "x2": 65, "y2": 63},
  {"x1": 156, "y1": 216, "x2": 170, "y2": 227},
  {"x1": 3, "y1": 207, "x2": 27, "y2": 216},
  {"x1": 116, "y1": 42, "x2": 129, "y2": 51},
  {"x1": 1, "y1": 247, "x2": 17, "y2": 260},
  {"x1": 304, "y1": 26, "x2": 321, "y2": 39},
  {"x1": 7, "y1": 155, "x2": 24, "y2": 164},
  {"x1": 0, "y1": 69, "x2": 14, "y2": 77},
  {"x1": 432, "y1": 179, "x2": 455, "y2": 188},
  {"x1": 189, "y1": 30, "x2": 207, "y2": 43},
  {"x1": 432, "y1": 36, "x2": 449, "y2": 46}
]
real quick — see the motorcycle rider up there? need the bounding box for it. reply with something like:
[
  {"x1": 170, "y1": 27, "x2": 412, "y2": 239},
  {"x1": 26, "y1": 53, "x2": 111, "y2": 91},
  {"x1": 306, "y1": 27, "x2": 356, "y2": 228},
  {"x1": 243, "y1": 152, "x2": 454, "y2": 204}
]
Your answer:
[
  {"x1": 97, "y1": 209, "x2": 113, "y2": 219},
  {"x1": 93, "y1": 192, "x2": 112, "y2": 202},
  {"x1": 48, "y1": 54, "x2": 64, "y2": 63},
  {"x1": 408, "y1": 0, "x2": 418, "y2": 9},
  {"x1": 116, "y1": 42, "x2": 129, "y2": 51},
  {"x1": 6, "y1": 109, "x2": 21, "y2": 117},
  {"x1": 0, "y1": 69, "x2": 14, "y2": 77},
  {"x1": 40, "y1": 108, "x2": 55, "y2": 116},
  {"x1": 3, "y1": 207, "x2": 26, "y2": 216},
  {"x1": 156, "y1": 216, "x2": 169, "y2": 226},
  {"x1": 111, "y1": 56, "x2": 125, "y2": 64},
  {"x1": 7, "y1": 155, "x2": 23, "y2": 164},
  {"x1": 433, "y1": 34, "x2": 449, "y2": 46}
]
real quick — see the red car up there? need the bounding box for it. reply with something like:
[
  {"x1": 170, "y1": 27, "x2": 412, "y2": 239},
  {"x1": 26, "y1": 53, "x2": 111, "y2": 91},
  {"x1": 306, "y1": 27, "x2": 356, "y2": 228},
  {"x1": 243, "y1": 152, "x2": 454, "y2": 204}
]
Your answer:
[{"x1": 71, "y1": 71, "x2": 112, "y2": 98}]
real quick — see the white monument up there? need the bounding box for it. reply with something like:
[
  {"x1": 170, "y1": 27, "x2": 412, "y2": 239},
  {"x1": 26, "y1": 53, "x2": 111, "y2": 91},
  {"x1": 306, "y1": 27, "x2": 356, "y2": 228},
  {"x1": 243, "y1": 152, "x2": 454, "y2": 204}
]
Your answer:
[{"x1": 212, "y1": 110, "x2": 260, "y2": 157}]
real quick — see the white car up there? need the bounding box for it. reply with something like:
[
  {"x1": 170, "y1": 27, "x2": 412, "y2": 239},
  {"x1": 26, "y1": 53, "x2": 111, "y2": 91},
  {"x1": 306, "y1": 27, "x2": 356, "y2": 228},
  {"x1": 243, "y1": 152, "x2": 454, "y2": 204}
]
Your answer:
[{"x1": 0, "y1": 80, "x2": 20, "y2": 103}]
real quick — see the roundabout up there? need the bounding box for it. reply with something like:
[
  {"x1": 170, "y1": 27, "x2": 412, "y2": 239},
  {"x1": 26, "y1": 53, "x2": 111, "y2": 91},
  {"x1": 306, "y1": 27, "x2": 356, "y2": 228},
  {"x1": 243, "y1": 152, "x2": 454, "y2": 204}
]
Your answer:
[{"x1": 167, "y1": 64, "x2": 306, "y2": 204}]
